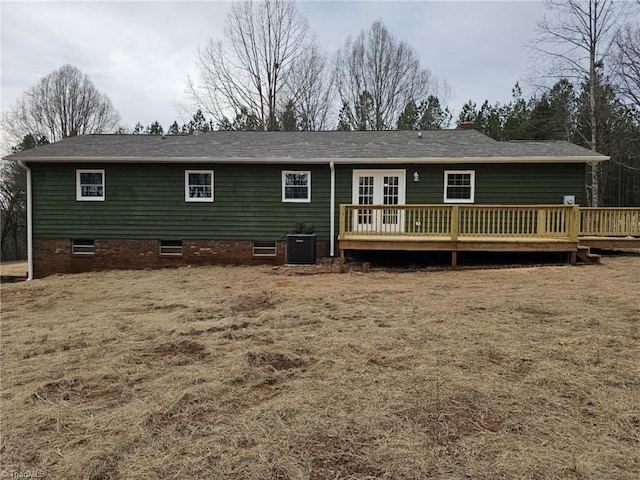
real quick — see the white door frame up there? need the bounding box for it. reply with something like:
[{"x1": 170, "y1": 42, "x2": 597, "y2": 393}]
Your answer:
[{"x1": 352, "y1": 170, "x2": 406, "y2": 233}]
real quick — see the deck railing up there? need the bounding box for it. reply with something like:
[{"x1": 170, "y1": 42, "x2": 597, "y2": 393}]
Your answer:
[
  {"x1": 340, "y1": 204, "x2": 579, "y2": 241},
  {"x1": 579, "y1": 208, "x2": 640, "y2": 236}
]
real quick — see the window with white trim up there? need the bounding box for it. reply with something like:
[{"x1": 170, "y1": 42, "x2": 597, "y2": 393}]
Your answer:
[
  {"x1": 253, "y1": 240, "x2": 277, "y2": 257},
  {"x1": 282, "y1": 171, "x2": 311, "y2": 202},
  {"x1": 72, "y1": 239, "x2": 95, "y2": 255},
  {"x1": 160, "y1": 240, "x2": 183, "y2": 256},
  {"x1": 185, "y1": 170, "x2": 214, "y2": 202},
  {"x1": 444, "y1": 170, "x2": 475, "y2": 203},
  {"x1": 76, "y1": 170, "x2": 105, "y2": 201}
]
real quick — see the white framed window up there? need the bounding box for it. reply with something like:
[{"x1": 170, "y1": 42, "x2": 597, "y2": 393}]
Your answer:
[
  {"x1": 76, "y1": 169, "x2": 105, "y2": 201},
  {"x1": 72, "y1": 239, "x2": 95, "y2": 255},
  {"x1": 282, "y1": 171, "x2": 311, "y2": 203},
  {"x1": 253, "y1": 240, "x2": 277, "y2": 257},
  {"x1": 185, "y1": 170, "x2": 214, "y2": 202},
  {"x1": 444, "y1": 170, "x2": 475, "y2": 203},
  {"x1": 160, "y1": 240, "x2": 183, "y2": 256}
]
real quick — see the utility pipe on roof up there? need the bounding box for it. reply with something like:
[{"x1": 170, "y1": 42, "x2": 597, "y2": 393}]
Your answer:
[
  {"x1": 16, "y1": 160, "x2": 33, "y2": 281},
  {"x1": 329, "y1": 160, "x2": 335, "y2": 257}
]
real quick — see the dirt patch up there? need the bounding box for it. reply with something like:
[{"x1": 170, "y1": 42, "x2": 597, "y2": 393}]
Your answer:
[
  {"x1": 246, "y1": 351, "x2": 309, "y2": 371},
  {"x1": 145, "y1": 392, "x2": 199, "y2": 431},
  {"x1": 182, "y1": 321, "x2": 251, "y2": 336},
  {"x1": 232, "y1": 292, "x2": 274, "y2": 313},
  {"x1": 32, "y1": 378, "x2": 127, "y2": 406},
  {"x1": 271, "y1": 257, "x2": 342, "y2": 276}
]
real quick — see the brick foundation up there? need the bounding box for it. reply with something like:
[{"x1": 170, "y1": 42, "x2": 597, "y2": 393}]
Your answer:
[{"x1": 33, "y1": 238, "x2": 329, "y2": 278}]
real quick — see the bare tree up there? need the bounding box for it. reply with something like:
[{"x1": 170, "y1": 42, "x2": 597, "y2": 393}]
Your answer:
[
  {"x1": 613, "y1": 25, "x2": 640, "y2": 114},
  {"x1": 334, "y1": 20, "x2": 449, "y2": 131},
  {"x1": 187, "y1": 0, "x2": 324, "y2": 131},
  {"x1": 285, "y1": 42, "x2": 334, "y2": 130},
  {"x1": 531, "y1": 0, "x2": 630, "y2": 205},
  {"x1": 2, "y1": 64, "x2": 120, "y2": 147},
  {"x1": 0, "y1": 161, "x2": 26, "y2": 261}
]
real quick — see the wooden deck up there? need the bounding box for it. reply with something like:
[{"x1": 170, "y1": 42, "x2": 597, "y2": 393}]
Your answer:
[
  {"x1": 578, "y1": 208, "x2": 640, "y2": 249},
  {"x1": 578, "y1": 236, "x2": 640, "y2": 249},
  {"x1": 338, "y1": 205, "x2": 640, "y2": 267}
]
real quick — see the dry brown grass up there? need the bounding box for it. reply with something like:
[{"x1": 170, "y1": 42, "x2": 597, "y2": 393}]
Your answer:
[
  {"x1": 1, "y1": 257, "x2": 639, "y2": 479},
  {"x1": 0, "y1": 261, "x2": 28, "y2": 278}
]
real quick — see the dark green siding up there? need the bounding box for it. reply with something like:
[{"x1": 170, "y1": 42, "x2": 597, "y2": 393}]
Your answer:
[
  {"x1": 31, "y1": 161, "x2": 585, "y2": 241},
  {"x1": 31, "y1": 163, "x2": 330, "y2": 240},
  {"x1": 335, "y1": 163, "x2": 586, "y2": 206}
]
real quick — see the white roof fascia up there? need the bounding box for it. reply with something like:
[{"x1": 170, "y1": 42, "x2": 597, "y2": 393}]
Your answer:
[
  {"x1": 6, "y1": 155, "x2": 610, "y2": 164},
  {"x1": 330, "y1": 156, "x2": 610, "y2": 164}
]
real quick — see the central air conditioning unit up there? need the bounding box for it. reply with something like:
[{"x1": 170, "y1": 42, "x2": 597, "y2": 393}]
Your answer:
[{"x1": 285, "y1": 234, "x2": 316, "y2": 265}]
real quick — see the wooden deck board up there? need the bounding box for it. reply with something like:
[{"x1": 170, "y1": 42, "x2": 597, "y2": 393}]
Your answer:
[
  {"x1": 339, "y1": 236, "x2": 578, "y2": 253},
  {"x1": 578, "y1": 236, "x2": 640, "y2": 249},
  {"x1": 340, "y1": 234, "x2": 575, "y2": 243}
]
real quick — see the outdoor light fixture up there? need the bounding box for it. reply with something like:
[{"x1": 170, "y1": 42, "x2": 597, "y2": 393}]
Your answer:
[{"x1": 413, "y1": 171, "x2": 419, "y2": 182}]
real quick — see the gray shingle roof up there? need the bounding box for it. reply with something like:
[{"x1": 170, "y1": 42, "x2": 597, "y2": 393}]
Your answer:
[{"x1": 4, "y1": 130, "x2": 608, "y2": 162}]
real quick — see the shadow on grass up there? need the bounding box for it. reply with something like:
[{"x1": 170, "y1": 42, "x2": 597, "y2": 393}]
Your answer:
[{"x1": 348, "y1": 250, "x2": 576, "y2": 269}]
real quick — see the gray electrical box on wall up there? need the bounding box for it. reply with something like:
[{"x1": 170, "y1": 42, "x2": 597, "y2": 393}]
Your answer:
[
  {"x1": 285, "y1": 234, "x2": 317, "y2": 264},
  {"x1": 563, "y1": 195, "x2": 576, "y2": 205}
]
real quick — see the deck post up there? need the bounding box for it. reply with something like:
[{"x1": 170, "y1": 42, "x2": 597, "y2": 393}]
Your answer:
[
  {"x1": 339, "y1": 248, "x2": 345, "y2": 272},
  {"x1": 339, "y1": 204, "x2": 346, "y2": 238},
  {"x1": 537, "y1": 208, "x2": 547, "y2": 237},
  {"x1": 451, "y1": 205, "x2": 459, "y2": 241},
  {"x1": 450, "y1": 206, "x2": 459, "y2": 269},
  {"x1": 569, "y1": 205, "x2": 579, "y2": 242}
]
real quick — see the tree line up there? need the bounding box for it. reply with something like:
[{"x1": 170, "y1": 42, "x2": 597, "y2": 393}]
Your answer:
[
  {"x1": 1, "y1": 0, "x2": 639, "y2": 261},
  {"x1": 458, "y1": 79, "x2": 640, "y2": 207}
]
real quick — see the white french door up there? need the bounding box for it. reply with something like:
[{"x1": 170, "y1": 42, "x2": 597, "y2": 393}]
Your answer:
[{"x1": 352, "y1": 170, "x2": 406, "y2": 233}]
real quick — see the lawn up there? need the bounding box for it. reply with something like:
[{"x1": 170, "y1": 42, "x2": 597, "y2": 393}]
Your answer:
[{"x1": 1, "y1": 257, "x2": 639, "y2": 479}]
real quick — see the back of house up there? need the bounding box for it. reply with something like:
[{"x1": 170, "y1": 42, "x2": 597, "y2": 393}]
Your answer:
[{"x1": 3, "y1": 129, "x2": 609, "y2": 278}]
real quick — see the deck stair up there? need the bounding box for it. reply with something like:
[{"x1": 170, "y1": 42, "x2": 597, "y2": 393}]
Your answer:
[{"x1": 576, "y1": 245, "x2": 602, "y2": 264}]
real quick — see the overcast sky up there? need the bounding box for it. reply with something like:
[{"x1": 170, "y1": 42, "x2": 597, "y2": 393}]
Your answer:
[{"x1": 2, "y1": 0, "x2": 573, "y2": 133}]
